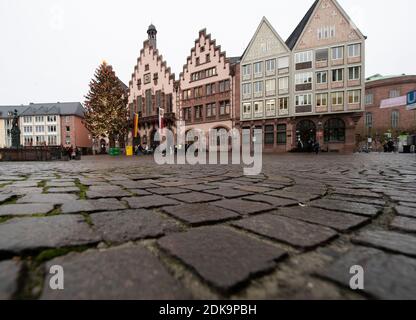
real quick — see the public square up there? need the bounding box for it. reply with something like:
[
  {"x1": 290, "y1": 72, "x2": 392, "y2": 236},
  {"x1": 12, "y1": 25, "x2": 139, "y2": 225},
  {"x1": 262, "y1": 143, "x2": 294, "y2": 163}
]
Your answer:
[{"x1": 0, "y1": 153, "x2": 415, "y2": 300}]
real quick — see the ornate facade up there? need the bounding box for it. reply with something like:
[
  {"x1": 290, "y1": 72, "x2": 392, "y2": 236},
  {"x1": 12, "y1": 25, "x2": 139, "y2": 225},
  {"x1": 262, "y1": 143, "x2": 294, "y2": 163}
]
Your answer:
[
  {"x1": 179, "y1": 30, "x2": 240, "y2": 148},
  {"x1": 127, "y1": 25, "x2": 177, "y2": 148},
  {"x1": 240, "y1": 0, "x2": 366, "y2": 153}
]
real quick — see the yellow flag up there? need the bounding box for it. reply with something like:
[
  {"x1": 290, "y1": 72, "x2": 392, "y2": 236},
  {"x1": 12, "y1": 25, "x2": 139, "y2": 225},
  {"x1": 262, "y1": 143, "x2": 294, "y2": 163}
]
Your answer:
[{"x1": 134, "y1": 113, "x2": 139, "y2": 138}]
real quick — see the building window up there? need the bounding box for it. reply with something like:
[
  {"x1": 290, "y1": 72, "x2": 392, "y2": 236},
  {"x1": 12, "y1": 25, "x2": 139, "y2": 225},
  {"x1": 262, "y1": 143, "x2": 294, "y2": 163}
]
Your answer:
[
  {"x1": 145, "y1": 64, "x2": 149, "y2": 71},
  {"x1": 166, "y1": 94, "x2": 173, "y2": 113},
  {"x1": 295, "y1": 94, "x2": 312, "y2": 106},
  {"x1": 277, "y1": 124, "x2": 287, "y2": 144},
  {"x1": 253, "y1": 81, "x2": 263, "y2": 97},
  {"x1": 194, "y1": 86, "x2": 203, "y2": 98},
  {"x1": 278, "y1": 77, "x2": 289, "y2": 94},
  {"x1": 66, "y1": 126, "x2": 70, "y2": 132},
  {"x1": 219, "y1": 101, "x2": 230, "y2": 115},
  {"x1": 316, "y1": 93, "x2": 328, "y2": 107},
  {"x1": 23, "y1": 126, "x2": 33, "y2": 133},
  {"x1": 253, "y1": 101, "x2": 264, "y2": 116},
  {"x1": 389, "y1": 89, "x2": 400, "y2": 98},
  {"x1": 332, "y1": 69, "x2": 344, "y2": 82},
  {"x1": 391, "y1": 111, "x2": 400, "y2": 129},
  {"x1": 35, "y1": 125, "x2": 44, "y2": 133},
  {"x1": 47, "y1": 115, "x2": 57, "y2": 122},
  {"x1": 315, "y1": 49, "x2": 329, "y2": 62},
  {"x1": 365, "y1": 93, "x2": 374, "y2": 105},
  {"x1": 316, "y1": 71, "x2": 328, "y2": 84},
  {"x1": 183, "y1": 108, "x2": 191, "y2": 121},
  {"x1": 348, "y1": 44, "x2": 361, "y2": 57},
  {"x1": 332, "y1": 92, "x2": 344, "y2": 106},
  {"x1": 206, "y1": 54, "x2": 210, "y2": 63},
  {"x1": 265, "y1": 79, "x2": 276, "y2": 96},
  {"x1": 219, "y1": 80, "x2": 230, "y2": 93},
  {"x1": 156, "y1": 90, "x2": 162, "y2": 107},
  {"x1": 265, "y1": 99, "x2": 276, "y2": 117},
  {"x1": 254, "y1": 62, "x2": 263, "y2": 78},
  {"x1": 242, "y1": 102, "x2": 251, "y2": 118},
  {"x1": 191, "y1": 67, "x2": 217, "y2": 81},
  {"x1": 242, "y1": 64, "x2": 251, "y2": 79},
  {"x1": 65, "y1": 116, "x2": 71, "y2": 123},
  {"x1": 206, "y1": 103, "x2": 216, "y2": 118},
  {"x1": 295, "y1": 51, "x2": 313, "y2": 64},
  {"x1": 48, "y1": 135, "x2": 57, "y2": 146},
  {"x1": 264, "y1": 125, "x2": 274, "y2": 145},
  {"x1": 137, "y1": 96, "x2": 143, "y2": 113},
  {"x1": 277, "y1": 56, "x2": 289, "y2": 70},
  {"x1": 365, "y1": 113, "x2": 373, "y2": 128},
  {"x1": 242, "y1": 83, "x2": 251, "y2": 99},
  {"x1": 48, "y1": 125, "x2": 57, "y2": 133},
  {"x1": 35, "y1": 116, "x2": 44, "y2": 123},
  {"x1": 331, "y1": 46, "x2": 344, "y2": 60},
  {"x1": 295, "y1": 72, "x2": 312, "y2": 85},
  {"x1": 145, "y1": 89, "x2": 152, "y2": 114},
  {"x1": 348, "y1": 66, "x2": 361, "y2": 80},
  {"x1": 206, "y1": 83, "x2": 216, "y2": 96},
  {"x1": 265, "y1": 59, "x2": 276, "y2": 75},
  {"x1": 317, "y1": 26, "x2": 335, "y2": 40},
  {"x1": 324, "y1": 118, "x2": 346, "y2": 142},
  {"x1": 348, "y1": 90, "x2": 361, "y2": 104},
  {"x1": 278, "y1": 97, "x2": 289, "y2": 115},
  {"x1": 194, "y1": 105, "x2": 203, "y2": 120},
  {"x1": 23, "y1": 116, "x2": 32, "y2": 123},
  {"x1": 183, "y1": 89, "x2": 192, "y2": 100}
]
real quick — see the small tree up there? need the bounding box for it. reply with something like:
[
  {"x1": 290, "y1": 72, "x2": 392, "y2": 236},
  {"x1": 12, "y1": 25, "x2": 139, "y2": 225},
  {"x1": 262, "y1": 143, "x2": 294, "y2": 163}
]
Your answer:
[{"x1": 84, "y1": 61, "x2": 128, "y2": 148}]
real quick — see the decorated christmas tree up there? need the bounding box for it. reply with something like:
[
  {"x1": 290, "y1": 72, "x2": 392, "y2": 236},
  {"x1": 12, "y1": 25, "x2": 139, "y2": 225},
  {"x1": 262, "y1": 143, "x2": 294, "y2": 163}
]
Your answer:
[{"x1": 84, "y1": 61, "x2": 128, "y2": 148}]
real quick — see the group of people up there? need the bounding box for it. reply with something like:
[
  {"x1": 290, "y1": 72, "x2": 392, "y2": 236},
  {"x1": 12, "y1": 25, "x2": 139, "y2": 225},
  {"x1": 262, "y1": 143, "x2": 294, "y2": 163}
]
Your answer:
[
  {"x1": 64, "y1": 145, "x2": 81, "y2": 160},
  {"x1": 297, "y1": 139, "x2": 320, "y2": 154}
]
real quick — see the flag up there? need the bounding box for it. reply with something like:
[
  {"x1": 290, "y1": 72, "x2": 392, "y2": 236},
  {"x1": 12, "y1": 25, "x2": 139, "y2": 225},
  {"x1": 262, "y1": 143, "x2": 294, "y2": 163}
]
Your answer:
[
  {"x1": 159, "y1": 107, "x2": 165, "y2": 131},
  {"x1": 133, "y1": 113, "x2": 139, "y2": 138}
]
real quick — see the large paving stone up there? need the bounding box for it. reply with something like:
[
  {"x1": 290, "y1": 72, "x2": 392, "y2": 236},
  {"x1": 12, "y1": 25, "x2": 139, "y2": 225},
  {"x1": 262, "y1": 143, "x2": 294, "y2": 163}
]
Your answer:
[
  {"x1": 41, "y1": 246, "x2": 190, "y2": 300},
  {"x1": 318, "y1": 247, "x2": 416, "y2": 300},
  {"x1": 331, "y1": 188, "x2": 382, "y2": 198},
  {"x1": 91, "y1": 210, "x2": 178, "y2": 244},
  {"x1": 353, "y1": 230, "x2": 416, "y2": 257},
  {"x1": 0, "y1": 193, "x2": 14, "y2": 203},
  {"x1": 0, "y1": 260, "x2": 21, "y2": 300},
  {"x1": 17, "y1": 193, "x2": 78, "y2": 204},
  {"x1": 277, "y1": 206, "x2": 369, "y2": 232},
  {"x1": 123, "y1": 195, "x2": 180, "y2": 209},
  {"x1": 158, "y1": 226, "x2": 286, "y2": 291},
  {"x1": 309, "y1": 199, "x2": 381, "y2": 217},
  {"x1": 0, "y1": 215, "x2": 100, "y2": 254},
  {"x1": 47, "y1": 181, "x2": 76, "y2": 188},
  {"x1": 86, "y1": 186, "x2": 131, "y2": 199},
  {"x1": 128, "y1": 189, "x2": 152, "y2": 196},
  {"x1": 162, "y1": 203, "x2": 239, "y2": 226},
  {"x1": 235, "y1": 185, "x2": 274, "y2": 193},
  {"x1": 399, "y1": 202, "x2": 416, "y2": 209},
  {"x1": 204, "y1": 188, "x2": 253, "y2": 199},
  {"x1": 167, "y1": 192, "x2": 222, "y2": 204},
  {"x1": 2, "y1": 187, "x2": 43, "y2": 196},
  {"x1": 326, "y1": 195, "x2": 385, "y2": 206},
  {"x1": 265, "y1": 190, "x2": 319, "y2": 203},
  {"x1": 146, "y1": 187, "x2": 189, "y2": 195},
  {"x1": 181, "y1": 184, "x2": 218, "y2": 192},
  {"x1": 243, "y1": 194, "x2": 298, "y2": 208},
  {"x1": 395, "y1": 206, "x2": 416, "y2": 218},
  {"x1": 390, "y1": 216, "x2": 416, "y2": 233},
  {"x1": 232, "y1": 214, "x2": 337, "y2": 249},
  {"x1": 61, "y1": 198, "x2": 127, "y2": 214},
  {"x1": 47, "y1": 187, "x2": 80, "y2": 194},
  {"x1": 0, "y1": 203, "x2": 55, "y2": 217},
  {"x1": 211, "y1": 199, "x2": 274, "y2": 215}
]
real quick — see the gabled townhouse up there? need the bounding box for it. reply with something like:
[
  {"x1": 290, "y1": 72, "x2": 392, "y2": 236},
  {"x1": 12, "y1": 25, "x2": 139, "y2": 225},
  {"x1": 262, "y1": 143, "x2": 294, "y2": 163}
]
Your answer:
[
  {"x1": 179, "y1": 29, "x2": 240, "y2": 148},
  {"x1": 127, "y1": 25, "x2": 177, "y2": 149},
  {"x1": 239, "y1": 17, "x2": 292, "y2": 152},
  {"x1": 240, "y1": 0, "x2": 366, "y2": 153}
]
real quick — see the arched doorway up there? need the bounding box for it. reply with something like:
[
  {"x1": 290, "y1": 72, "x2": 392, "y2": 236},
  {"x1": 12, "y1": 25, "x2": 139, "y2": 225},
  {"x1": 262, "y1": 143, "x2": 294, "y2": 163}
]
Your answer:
[{"x1": 296, "y1": 120, "x2": 316, "y2": 152}]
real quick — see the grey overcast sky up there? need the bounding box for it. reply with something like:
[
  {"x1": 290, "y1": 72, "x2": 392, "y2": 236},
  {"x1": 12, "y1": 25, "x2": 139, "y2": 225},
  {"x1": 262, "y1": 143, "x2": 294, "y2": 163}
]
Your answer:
[{"x1": 0, "y1": 0, "x2": 415, "y2": 105}]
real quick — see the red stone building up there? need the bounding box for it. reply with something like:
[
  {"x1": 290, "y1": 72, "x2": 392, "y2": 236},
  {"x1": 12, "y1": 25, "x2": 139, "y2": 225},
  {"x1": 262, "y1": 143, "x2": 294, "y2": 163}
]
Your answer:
[
  {"x1": 356, "y1": 74, "x2": 416, "y2": 149},
  {"x1": 179, "y1": 29, "x2": 240, "y2": 149}
]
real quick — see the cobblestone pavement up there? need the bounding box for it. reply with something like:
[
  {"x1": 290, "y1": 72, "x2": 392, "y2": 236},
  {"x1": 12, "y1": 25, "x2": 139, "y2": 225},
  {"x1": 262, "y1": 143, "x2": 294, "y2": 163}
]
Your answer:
[{"x1": 0, "y1": 153, "x2": 415, "y2": 300}]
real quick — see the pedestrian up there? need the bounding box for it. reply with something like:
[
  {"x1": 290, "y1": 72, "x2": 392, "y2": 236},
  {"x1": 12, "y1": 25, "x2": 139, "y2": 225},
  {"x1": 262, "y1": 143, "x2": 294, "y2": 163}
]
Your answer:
[{"x1": 314, "y1": 141, "x2": 320, "y2": 154}]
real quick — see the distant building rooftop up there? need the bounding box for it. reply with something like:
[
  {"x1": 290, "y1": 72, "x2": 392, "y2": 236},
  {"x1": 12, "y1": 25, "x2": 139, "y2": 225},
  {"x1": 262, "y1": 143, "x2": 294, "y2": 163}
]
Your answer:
[
  {"x1": 366, "y1": 74, "x2": 409, "y2": 82},
  {"x1": 0, "y1": 102, "x2": 85, "y2": 119}
]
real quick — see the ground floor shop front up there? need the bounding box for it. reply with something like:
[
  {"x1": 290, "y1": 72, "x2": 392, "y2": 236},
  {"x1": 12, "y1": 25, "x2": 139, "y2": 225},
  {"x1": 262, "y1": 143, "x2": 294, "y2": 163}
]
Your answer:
[{"x1": 238, "y1": 112, "x2": 363, "y2": 154}]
